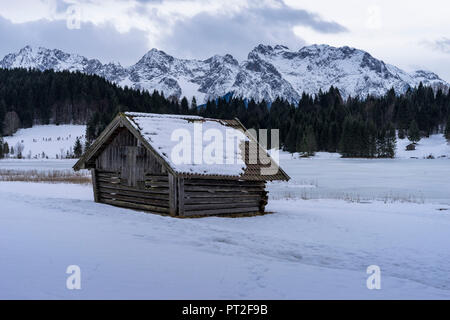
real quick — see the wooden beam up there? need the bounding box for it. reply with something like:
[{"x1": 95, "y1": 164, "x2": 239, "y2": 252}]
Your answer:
[
  {"x1": 168, "y1": 173, "x2": 178, "y2": 216},
  {"x1": 177, "y1": 177, "x2": 185, "y2": 216},
  {"x1": 91, "y1": 168, "x2": 100, "y2": 203}
]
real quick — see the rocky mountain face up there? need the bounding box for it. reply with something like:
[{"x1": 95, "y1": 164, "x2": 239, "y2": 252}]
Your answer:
[{"x1": 1, "y1": 44, "x2": 448, "y2": 104}]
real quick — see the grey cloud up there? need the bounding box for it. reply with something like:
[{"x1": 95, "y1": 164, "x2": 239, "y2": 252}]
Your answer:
[
  {"x1": 156, "y1": 3, "x2": 347, "y2": 60},
  {"x1": 0, "y1": 16, "x2": 149, "y2": 66},
  {"x1": 432, "y1": 38, "x2": 450, "y2": 54},
  {"x1": 251, "y1": 5, "x2": 347, "y2": 34},
  {"x1": 0, "y1": 1, "x2": 348, "y2": 66}
]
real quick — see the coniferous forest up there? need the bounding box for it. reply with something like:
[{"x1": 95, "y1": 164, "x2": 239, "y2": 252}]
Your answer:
[{"x1": 0, "y1": 68, "x2": 449, "y2": 158}]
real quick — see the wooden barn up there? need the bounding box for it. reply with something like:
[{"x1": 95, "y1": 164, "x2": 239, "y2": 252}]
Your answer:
[{"x1": 73, "y1": 112, "x2": 290, "y2": 217}]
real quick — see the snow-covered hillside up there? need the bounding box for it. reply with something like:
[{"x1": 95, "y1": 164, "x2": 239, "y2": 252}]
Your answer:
[
  {"x1": 1, "y1": 45, "x2": 448, "y2": 103},
  {"x1": 3, "y1": 124, "x2": 448, "y2": 161},
  {"x1": 396, "y1": 134, "x2": 450, "y2": 159},
  {"x1": 282, "y1": 134, "x2": 450, "y2": 160},
  {"x1": 3, "y1": 125, "x2": 86, "y2": 159}
]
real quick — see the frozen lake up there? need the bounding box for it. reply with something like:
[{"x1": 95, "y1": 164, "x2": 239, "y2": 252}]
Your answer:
[
  {"x1": 1, "y1": 157, "x2": 449, "y2": 204},
  {"x1": 0, "y1": 159, "x2": 78, "y2": 171},
  {"x1": 270, "y1": 157, "x2": 450, "y2": 205}
]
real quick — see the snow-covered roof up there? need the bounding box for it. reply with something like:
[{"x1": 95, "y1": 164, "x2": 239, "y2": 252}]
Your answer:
[
  {"x1": 125, "y1": 112, "x2": 248, "y2": 177},
  {"x1": 74, "y1": 112, "x2": 289, "y2": 181}
]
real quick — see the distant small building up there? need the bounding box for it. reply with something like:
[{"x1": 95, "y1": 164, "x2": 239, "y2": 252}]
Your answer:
[
  {"x1": 73, "y1": 112, "x2": 289, "y2": 217},
  {"x1": 406, "y1": 143, "x2": 416, "y2": 151}
]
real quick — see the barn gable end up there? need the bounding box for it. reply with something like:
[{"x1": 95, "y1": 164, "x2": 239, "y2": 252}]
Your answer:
[{"x1": 74, "y1": 113, "x2": 289, "y2": 217}]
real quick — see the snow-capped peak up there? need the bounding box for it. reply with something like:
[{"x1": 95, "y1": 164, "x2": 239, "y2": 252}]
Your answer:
[
  {"x1": 0, "y1": 45, "x2": 104, "y2": 74},
  {"x1": 1, "y1": 44, "x2": 448, "y2": 103}
]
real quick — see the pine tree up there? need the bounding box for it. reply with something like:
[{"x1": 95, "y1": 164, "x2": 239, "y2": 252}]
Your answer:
[
  {"x1": 398, "y1": 128, "x2": 406, "y2": 140},
  {"x1": 385, "y1": 125, "x2": 397, "y2": 158},
  {"x1": 15, "y1": 142, "x2": 24, "y2": 159},
  {"x1": 191, "y1": 97, "x2": 197, "y2": 111},
  {"x1": 284, "y1": 121, "x2": 298, "y2": 153},
  {"x1": 180, "y1": 97, "x2": 189, "y2": 114},
  {"x1": 376, "y1": 130, "x2": 387, "y2": 158},
  {"x1": 73, "y1": 137, "x2": 83, "y2": 158},
  {"x1": 0, "y1": 138, "x2": 3, "y2": 159},
  {"x1": 299, "y1": 127, "x2": 317, "y2": 157},
  {"x1": 445, "y1": 116, "x2": 450, "y2": 142},
  {"x1": 339, "y1": 116, "x2": 357, "y2": 157},
  {"x1": 3, "y1": 141, "x2": 9, "y2": 156},
  {"x1": 0, "y1": 100, "x2": 6, "y2": 135},
  {"x1": 84, "y1": 139, "x2": 91, "y2": 152},
  {"x1": 407, "y1": 120, "x2": 421, "y2": 143},
  {"x1": 366, "y1": 121, "x2": 378, "y2": 158}
]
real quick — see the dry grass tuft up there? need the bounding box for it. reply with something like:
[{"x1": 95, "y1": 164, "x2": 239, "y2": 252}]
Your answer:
[{"x1": 0, "y1": 169, "x2": 91, "y2": 184}]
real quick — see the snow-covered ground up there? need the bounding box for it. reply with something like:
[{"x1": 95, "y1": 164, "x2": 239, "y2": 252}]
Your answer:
[
  {"x1": 396, "y1": 134, "x2": 450, "y2": 159},
  {"x1": 282, "y1": 133, "x2": 450, "y2": 160},
  {"x1": 0, "y1": 182, "x2": 449, "y2": 299},
  {"x1": 1, "y1": 128, "x2": 450, "y2": 299},
  {"x1": 3, "y1": 125, "x2": 86, "y2": 159}
]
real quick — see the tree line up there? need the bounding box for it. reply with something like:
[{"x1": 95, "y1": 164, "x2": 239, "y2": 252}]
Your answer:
[
  {"x1": 197, "y1": 86, "x2": 450, "y2": 158},
  {"x1": 0, "y1": 68, "x2": 449, "y2": 159}
]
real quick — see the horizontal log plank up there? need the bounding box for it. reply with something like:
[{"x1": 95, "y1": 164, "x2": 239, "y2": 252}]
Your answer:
[
  {"x1": 185, "y1": 191, "x2": 263, "y2": 198},
  {"x1": 183, "y1": 186, "x2": 264, "y2": 193},
  {"x1": 183, "y1": 179, "x2": 265, "y2": 187},
  {"x1": 145, "y1": 175, "x2": 169, "y2": 181},
  {"x1": 97, "y1": 175, "x2": 121, "y2": 180},
  {"x1": 98, "y1": 187, "x2": 169, "y2": 201},
  {"x1": 184, "y1": 195, "x2": 262, "y2": 204},
  {"x1": 98, "y1": 182, "x2": 170, "y2": 195},
  {"x1": 101, "y1": 199, "x2": 169, "y2": 214},
  {"x1": 144, "y1": 181, "x2": 170, "y2": 187},
  {"x1": 97, "y1": 170, "x2": 121, "y2": 174},
  {"x1": 99, "y1": 189, "x2": 169, "y2": 203},
  {"x1": 183, "y1": 206, "x2": 260, "y2": 216},
  {"x1": 144, "y1": 187, "x2": 171, "y2": 194},
  {"x1": 97, "y1": 171, "x2": 120, "y2": 176},
  {"x1": 184, "y1": 201, "x2": 260, "y2": 211},
  {"x1": 97, "y1": 174, "x2": 120, "y2": 178},
  {"x1": 100, "y1": 192, "x2": 169, "y2": 208},
  {"x1": 97, "y1": 178, "x2": 121, "y2": 184}
]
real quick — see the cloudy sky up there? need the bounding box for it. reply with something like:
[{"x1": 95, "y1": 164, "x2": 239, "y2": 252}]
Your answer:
[{"x1": 0, "y1": 0, "x2": 449, "y2": 81}]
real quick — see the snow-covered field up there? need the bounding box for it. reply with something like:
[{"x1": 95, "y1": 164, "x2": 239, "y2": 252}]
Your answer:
[
  {"x1": 1, "y1": 154, "x2": 450, "y2": 299},
  {"x1": 1, "y1": 182, "x2": 449, "y2": 299},
  {"x1": 1, "y1": 127, "x2": 450, "y2": 299},
  {"x1": 3, "y1": 125, "x2": 85, "y2": 159}
]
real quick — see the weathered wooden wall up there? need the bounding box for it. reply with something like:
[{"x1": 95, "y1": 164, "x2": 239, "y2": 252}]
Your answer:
[
  {"x1": 95, "y1": 128, "x2": 166, "y2": 186},
  {"x1": 93, "y1": 128, "x2": 170, "y2": 214},
  {"x1": 91, "y1": 127, "x2": 270, "y2": 217},
  {"x1": 179, "y1": 178, "x2": 268, "y2": 216}
]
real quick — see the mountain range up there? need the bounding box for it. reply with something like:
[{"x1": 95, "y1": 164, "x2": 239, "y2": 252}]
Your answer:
[{"x1": 1, "y1": 44, "x2": 448, "y2": 104}]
